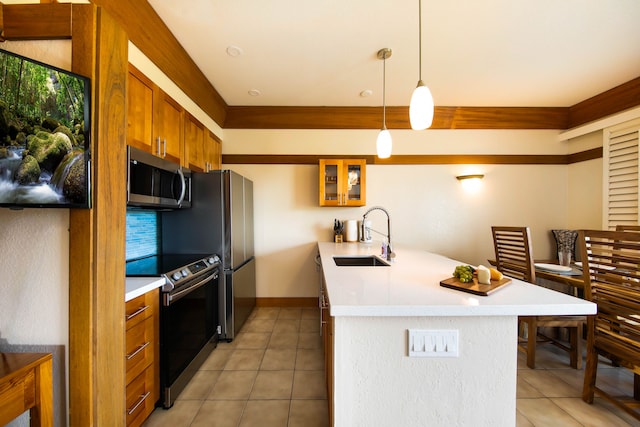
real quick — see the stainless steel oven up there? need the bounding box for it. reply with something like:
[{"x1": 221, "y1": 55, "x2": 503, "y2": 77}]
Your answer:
[{"x1": 126, "y1": 253, "x2": 220, "y2": 408}]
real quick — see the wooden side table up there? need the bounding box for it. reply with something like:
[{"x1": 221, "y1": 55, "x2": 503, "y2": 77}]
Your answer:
[{"x1": 0, "y1": 352, "x2": 53, "y2": 427}]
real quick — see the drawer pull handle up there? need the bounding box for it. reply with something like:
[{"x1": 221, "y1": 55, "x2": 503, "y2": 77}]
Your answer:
[
  {"x1": 126, "y1": 305, "x2": 149, "y2": 321},
  {"x1": 126, "y1": 342, "x2": 150, "y2": 360},
  {"x1": 127, "y1": 391, "x2": 151, "y2": 415}
]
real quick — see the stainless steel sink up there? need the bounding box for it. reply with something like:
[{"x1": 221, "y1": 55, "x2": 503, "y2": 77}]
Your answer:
[{"x1": 333, "y1": 256, "x2": 390, "y2": 267}]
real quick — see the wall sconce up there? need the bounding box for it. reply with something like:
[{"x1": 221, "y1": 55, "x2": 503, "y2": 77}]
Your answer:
[
  {"x1": 456, "y1": 174, "x2": 484, "y2": 181},
  {"x1": 456, "y1": 174, "x2": 484, "y2": 192}
]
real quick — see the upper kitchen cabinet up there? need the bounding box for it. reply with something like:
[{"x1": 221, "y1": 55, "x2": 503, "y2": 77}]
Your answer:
[
  {"x1": 127, "y1": 64, "x2": 184, "y2": 165},
  {"x1": 319, "y1": 159, "x2": 366, "y2": 207},
  {"x1": 127, "y1": 65, "x2": 154, "y2": 154},
  {"x1": 154, "y1": 90, "x2": 184, "y2": 165},
  {"x1": 204, "y1": 129, "x2": 222, "y2": 171},
  {"x1": 184, "y1": 112, "x2": 206, "y2": 171},
  {"x1": 184, "y1": 115, "x2": 221, "y2": 172}
]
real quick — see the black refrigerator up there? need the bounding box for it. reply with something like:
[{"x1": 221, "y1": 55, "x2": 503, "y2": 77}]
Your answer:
[{"x1": 162, "y1": 170, "x2": 256, "y2": 341}]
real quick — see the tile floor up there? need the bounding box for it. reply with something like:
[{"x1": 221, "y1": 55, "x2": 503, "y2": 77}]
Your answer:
[{"x1": 143, "y1": 307, "x2": 640, "y2": 427}]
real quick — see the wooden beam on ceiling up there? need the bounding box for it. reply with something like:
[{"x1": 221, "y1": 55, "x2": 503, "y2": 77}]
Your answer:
[
  {"x1": 568, "y1": 77, "x2": 640, "y2": 129},
  {"x1": 222, "y1": 148, "x2": 601, "y2": 166},
  {"x1": 0, "y1": 3, "x2": 71, "y2": 40},
  {"x1": 224, "y1": 106, "x2": 570, "y2": 130}
]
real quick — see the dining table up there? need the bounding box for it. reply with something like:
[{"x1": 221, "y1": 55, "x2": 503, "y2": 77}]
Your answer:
[{"x1": 488, "y1": 259, "x2": 585, "y2": 296}]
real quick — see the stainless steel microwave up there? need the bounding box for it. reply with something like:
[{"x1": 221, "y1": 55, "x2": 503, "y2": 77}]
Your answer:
[{"x1": 127, "y1": 146, "x2": 192, "y2": 209}]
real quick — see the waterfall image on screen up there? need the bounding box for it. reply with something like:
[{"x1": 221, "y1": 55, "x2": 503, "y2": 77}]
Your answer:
[{"x1": 0, "y1": 48, "x2": 91, "y2": 208}]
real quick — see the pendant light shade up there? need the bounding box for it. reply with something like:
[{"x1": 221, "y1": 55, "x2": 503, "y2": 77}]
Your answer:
[
  {"x1": 377, "y1": 48, "x2": 392, "y2": 159},
  {"x1": 410, "y1": 81, "x2": 434, "y2": 130},
  {"x1": 376, "y1": 129, "x2": 392, "y2": 159},
  {"x1": 410, "y1": 0, "x2": 434, "y2": 131}
]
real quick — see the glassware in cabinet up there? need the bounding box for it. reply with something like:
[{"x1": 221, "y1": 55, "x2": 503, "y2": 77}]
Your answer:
[{"x1": 319, "y1": 159, "x2": 366, "y2": 207}]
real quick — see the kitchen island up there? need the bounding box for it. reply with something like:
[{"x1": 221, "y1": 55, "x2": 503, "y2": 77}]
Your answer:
[{"x1": 317, "y1": 242, "x2": 596, "y2": 427}]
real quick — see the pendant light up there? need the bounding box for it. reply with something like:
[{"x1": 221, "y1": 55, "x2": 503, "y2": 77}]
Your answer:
[
  {"x1": 409, "y1": 0, "x2": 434, "y2": 130},
  {"x1": 376, "y1": 48, "x2": 392, "y2": 159}
]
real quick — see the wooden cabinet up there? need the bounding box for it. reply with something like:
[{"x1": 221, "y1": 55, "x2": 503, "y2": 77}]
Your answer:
[
  {"x1": 320, "y1": 278, "x2": 334, "y2": 425},
  {"x1": 127, "y1": 64, "x2": 184, "y2": 164},
  {"x1": 125, "y1": 289, "x2": 159, "y2": 427},
  {"x1": 128, "y1": 64, "x2": 221, "y2": 171},
  {"x1": 184, "y1": 112, "x2": 206, "y2": 171},
  {"x1": 155, "y1": 90, "x2": 184, "y2": 164},
  {"x1": 204, "y1": 129, "x2": 222, "y2": 171},
  {"x1": 184, "y1": 114, "x2": 222, "y2": 172},
  {"x1": 127, "y1": 65, "x2": 155, "y2": 155},
  {"x1": 319, "y1": 159, "x2": 366, "y2": 206}
]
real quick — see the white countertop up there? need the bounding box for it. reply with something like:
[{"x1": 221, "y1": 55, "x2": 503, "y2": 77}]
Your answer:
[
  {"x1": 318, "y1": 241, "x2": 597, "y2": 317},
  {"x1": 125, "y1": 277, "x2": 165, "y2": 302}
]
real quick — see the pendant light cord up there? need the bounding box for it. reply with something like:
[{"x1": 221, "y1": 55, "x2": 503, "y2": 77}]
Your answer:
[
  {"x1": 418, "y1": 0, "x2": 422, "y2": 80},
  {"x1": 382, "y1": 52, "x2": 387, "y2": 130}
]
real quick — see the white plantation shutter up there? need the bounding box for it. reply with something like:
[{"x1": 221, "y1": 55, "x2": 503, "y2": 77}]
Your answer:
[{"x1": 603, "y1": 119, "x2": 640, "y2": 230}]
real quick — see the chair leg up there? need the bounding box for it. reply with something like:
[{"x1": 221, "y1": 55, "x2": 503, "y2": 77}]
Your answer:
[
  {"x1": 582, "y1": 347, "x2": 598, "y2": 403},
  {"x1": 634, "y1": 374, "x2": 640, "y2": 401},
  {"x1": 569, "y1": 326, "x2": 582, "y2": 369},
  {"x1": 527, "y1": 319, "x2": 537, "y2": 369}
]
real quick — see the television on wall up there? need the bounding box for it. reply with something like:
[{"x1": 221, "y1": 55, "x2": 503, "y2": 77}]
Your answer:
[{"x1": 0, "y1": 48, "x2": 91, "y2": 209}]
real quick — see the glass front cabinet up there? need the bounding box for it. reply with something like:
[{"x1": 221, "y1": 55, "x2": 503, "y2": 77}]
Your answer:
[{"x1": 319, "y1": 159, "x2": 366, "y2": 207}]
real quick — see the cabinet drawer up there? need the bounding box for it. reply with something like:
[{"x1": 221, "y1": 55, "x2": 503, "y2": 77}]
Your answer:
[
  {"x1": 126, "y1": 367, "x2": 156, "y2": 427},
  {"x1": 125, "y1": 292, "x2": 155, "y2": 329},
  {"x1": 125, "y1": 317, "x2": 155, "y2": 384},
  {"x1": 124, "y1": 294, "x2": 153, "y2": 329}
]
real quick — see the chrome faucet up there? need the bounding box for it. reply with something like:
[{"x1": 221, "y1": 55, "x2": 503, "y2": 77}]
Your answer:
[{"x1": 362, "y1": 206, "x2": 394, "y2": 261}]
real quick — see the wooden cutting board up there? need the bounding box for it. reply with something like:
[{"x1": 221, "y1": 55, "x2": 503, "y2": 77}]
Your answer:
[{"x1": 440, "y1": 276, "x2": 512, "y2": 296}]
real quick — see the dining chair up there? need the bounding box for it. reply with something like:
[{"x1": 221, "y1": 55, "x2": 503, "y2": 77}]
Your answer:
[
  {"x1": 578, "y1": 229, "x2": 640, "y2": 421},
  {"x1": 491, "y1": 226, "x2": 584, "y2": 369}
]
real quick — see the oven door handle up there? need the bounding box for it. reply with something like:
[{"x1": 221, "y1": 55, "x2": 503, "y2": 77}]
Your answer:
[{"x1": 165, "y1": 273, "x2": 217, "y2": 305}]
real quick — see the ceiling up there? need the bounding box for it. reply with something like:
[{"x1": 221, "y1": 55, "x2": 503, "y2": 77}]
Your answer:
[{"x1": 147, "y1": 0, "x2": 640, "y2": 109}]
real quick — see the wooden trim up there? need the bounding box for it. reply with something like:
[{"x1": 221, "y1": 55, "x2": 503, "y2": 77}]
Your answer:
[
  {"x1": 69, "y1": 4, "x2": 128, "y2": 426},
  {"x1": 68, "y1": 5, "x2": 95, "y2": 426},
  {"x1": 91, "y1": 0, "x2": 227, "y2": 127},
  {"x1": 256, "y1": 297, "x2": 319, "y2": 308},
  {"x1": 0, "y1": 5, "x2": 4, "y2": 42},
  {"x1": 224, "y1": 106, "x2": 569, "y2": 130},
  {"x1": 567, "y1": 147, "x2": 603, "y2": 164},
  {"x1": 569, "y1": 77, "x2": 640, "y2": 129},
  {"x1": 92, "y1": 7, "x2": 128, "y2": 424},
  {"x1": 1, "y1": 3, "x2": 71, "y2": 40},
  {"x1": 370, "y1": 154, "x2": 569, "y2": 165},
  {"x1": 223, "y1": 149, "x2": 603, "y2": 166}
]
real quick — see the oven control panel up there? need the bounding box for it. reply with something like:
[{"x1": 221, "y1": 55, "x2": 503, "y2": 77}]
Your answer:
[{"x1": 163, "y1": 254, "x2": 220, "y2": 291}]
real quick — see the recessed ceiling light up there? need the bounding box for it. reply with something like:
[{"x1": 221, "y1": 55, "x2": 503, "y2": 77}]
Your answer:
[
  {"x1": 226, "y1": 45, "x2": 243, "y2": 57},
  {"x1": 360, "y1": 89, "x2": 373, "y2": 98},
  {"x1": 248, "y1": 89, "x2": 261, "y2": 96}
]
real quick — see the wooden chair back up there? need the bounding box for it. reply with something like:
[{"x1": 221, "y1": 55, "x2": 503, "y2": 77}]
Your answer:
[
  {"x1": 491, "y1": 226, "x2": 536, "y2": 283},
  {"x1": 578, "y1": 229, "x2": 640, "y2": 419},
  {"x1": 578, "y1": 230, "x2": 640, "y2": 364}
]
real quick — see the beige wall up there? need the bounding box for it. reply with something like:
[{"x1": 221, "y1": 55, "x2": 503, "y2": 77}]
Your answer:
[
  {"x1": 567, "y1": 131, "x2": 603, "y2": 229},
  {"x1": 224, "y1": 128, "x2": 602, "y2": 298}
]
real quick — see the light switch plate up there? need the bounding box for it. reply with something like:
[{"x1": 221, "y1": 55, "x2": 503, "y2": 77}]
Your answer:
[{"x1": 408, "y1": 329, "x2": 459, "y2": 357}]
